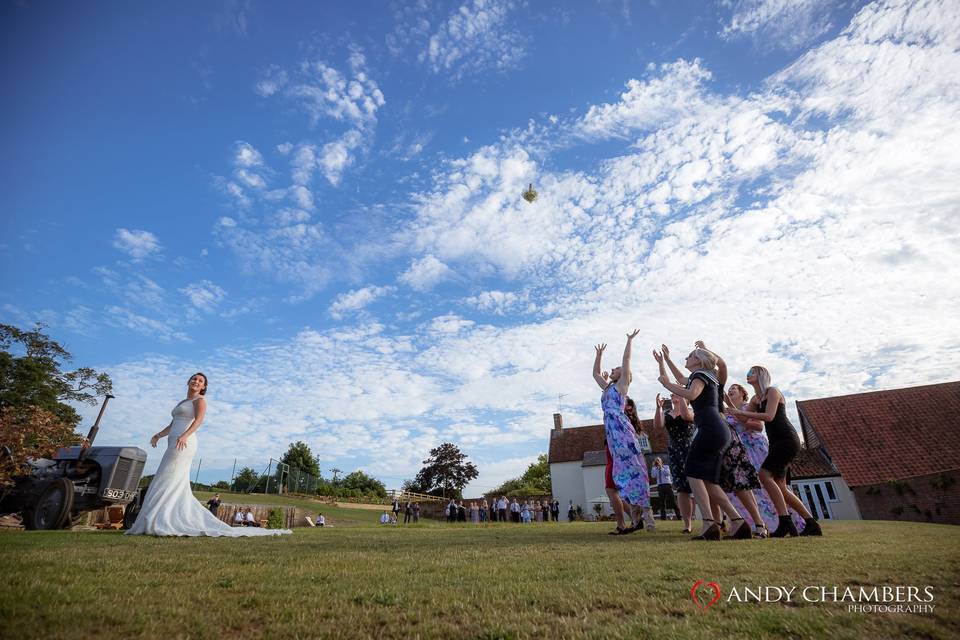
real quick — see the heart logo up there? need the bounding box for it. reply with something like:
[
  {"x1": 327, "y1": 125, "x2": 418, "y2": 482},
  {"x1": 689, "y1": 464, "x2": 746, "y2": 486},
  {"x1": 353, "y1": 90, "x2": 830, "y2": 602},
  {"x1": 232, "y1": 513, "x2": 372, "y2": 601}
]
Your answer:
[{"x1": 690, "y1": 579, "x2": 721, "y2": 611}]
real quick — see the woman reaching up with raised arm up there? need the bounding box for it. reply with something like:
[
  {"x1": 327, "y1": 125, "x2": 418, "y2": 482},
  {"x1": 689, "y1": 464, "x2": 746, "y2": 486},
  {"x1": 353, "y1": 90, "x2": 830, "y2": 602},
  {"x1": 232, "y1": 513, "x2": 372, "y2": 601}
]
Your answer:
[
  {"x1": 593, "y1": 331, "x2": 655, "y2": 534},
  {"x1": 657, "y1": 345, "x2": 751, "y2": 540}
]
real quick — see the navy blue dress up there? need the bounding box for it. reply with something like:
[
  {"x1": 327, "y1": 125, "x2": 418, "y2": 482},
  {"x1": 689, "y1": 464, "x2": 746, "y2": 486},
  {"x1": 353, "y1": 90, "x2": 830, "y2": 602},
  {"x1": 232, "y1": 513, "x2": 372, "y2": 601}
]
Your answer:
[{"x1": 684, "y1": 371, "x2": 731, "y2": 483}]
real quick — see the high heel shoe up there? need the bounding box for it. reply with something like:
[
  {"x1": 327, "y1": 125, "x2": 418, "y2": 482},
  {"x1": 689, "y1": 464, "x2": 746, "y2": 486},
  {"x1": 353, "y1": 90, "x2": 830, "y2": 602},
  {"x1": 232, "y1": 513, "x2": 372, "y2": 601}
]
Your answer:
[
  {"x1": 799, "y1": 518, "x2": 823, "y2": 536},
  {"x1": 726, "y1": 517, "x2": 752, "y2": 540},
  {"x1": 770, "y1": 515, "x2": 799, "y2": 538},
  {"x1": 691, "y1": 519, "x2": 721, "y2": 540}
]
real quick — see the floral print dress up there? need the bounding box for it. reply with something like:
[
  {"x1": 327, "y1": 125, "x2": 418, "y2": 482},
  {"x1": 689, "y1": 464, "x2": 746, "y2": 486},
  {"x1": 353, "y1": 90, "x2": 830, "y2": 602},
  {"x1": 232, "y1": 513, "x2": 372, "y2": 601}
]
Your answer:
[
  {"x1": 601, "y1": 384, "x2": 650, "y2": 508},
  {"x1": 726, "y1": 410, "x2": 807, "y2": 532}
]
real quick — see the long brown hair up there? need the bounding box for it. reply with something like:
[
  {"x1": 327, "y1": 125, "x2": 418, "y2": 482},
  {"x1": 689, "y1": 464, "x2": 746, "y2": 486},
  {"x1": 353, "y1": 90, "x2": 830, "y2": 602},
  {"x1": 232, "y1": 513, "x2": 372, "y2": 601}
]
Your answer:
[{"x1": 624, "y1": 397, "x2": 644, "y2": 434}]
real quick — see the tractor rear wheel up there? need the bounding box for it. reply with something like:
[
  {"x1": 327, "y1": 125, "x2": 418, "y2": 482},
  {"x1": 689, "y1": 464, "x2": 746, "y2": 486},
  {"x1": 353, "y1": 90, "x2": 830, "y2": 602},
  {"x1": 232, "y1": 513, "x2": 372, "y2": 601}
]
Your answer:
[{"x1": 23, "y1": 478, "x2": 74, "y2": 530}]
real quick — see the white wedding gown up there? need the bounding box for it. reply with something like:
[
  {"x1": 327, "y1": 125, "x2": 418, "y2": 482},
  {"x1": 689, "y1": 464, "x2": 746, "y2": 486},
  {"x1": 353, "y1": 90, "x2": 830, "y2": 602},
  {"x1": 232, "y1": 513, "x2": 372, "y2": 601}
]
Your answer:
[{"x1": 126, "y1": 397, "x2": 291, "y2": 537}]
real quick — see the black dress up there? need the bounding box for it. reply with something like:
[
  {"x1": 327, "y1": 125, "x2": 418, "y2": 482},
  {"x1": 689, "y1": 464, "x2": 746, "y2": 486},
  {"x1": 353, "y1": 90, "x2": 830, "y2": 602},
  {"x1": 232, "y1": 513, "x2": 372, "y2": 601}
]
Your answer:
[
  {"x1": 684, "y1": 371, "x2": 731, "y2": 483},
  {"x1": 664, "y1": 412, "x2": 695, "y2": 493},
  {"x1": 760, "y1": 395, "x2": 801, "y2": 478}
]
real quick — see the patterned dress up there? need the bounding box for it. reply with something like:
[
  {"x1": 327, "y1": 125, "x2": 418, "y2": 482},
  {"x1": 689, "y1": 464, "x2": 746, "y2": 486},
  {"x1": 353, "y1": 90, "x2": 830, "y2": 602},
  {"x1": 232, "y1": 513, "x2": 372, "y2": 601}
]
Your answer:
[
  {"x1": 601, "y1": 384, "x2": 650, "y2": 508},
  {"x1": 718, "y1": 416, "x2": 761, "y2": 492},
  {"x1": 663, "y1": 412, "x2": 694, "y2": 494},
  {"x1": 726, "y1": 409, "x2": 806, "y2": 532}
]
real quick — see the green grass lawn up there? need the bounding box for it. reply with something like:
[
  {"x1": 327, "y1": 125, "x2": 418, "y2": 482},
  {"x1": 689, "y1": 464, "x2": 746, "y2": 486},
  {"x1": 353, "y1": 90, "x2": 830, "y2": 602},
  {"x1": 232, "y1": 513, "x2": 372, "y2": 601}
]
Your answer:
[{"x1": 1, "y1": 520, "x2": 958, "y2": 639}]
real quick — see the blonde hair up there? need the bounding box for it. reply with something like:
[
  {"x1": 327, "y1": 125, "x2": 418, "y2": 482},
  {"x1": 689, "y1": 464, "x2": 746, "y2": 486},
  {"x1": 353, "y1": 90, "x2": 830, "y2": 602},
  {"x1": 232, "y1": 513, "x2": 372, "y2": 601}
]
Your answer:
[
  {"x1": 692, "y1": 348, "x2": 718, "y2": 372},
  {"x1": 751, "y1": 365, "x2": 772, "y2": 402}
]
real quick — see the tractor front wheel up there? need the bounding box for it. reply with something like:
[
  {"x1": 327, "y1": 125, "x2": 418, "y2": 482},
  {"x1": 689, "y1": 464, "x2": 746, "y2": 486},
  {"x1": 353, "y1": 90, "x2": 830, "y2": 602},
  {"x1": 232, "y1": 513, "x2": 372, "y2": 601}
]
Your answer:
[{"x1": 23, "y1": 478, "x2": 74, "y2": 530}]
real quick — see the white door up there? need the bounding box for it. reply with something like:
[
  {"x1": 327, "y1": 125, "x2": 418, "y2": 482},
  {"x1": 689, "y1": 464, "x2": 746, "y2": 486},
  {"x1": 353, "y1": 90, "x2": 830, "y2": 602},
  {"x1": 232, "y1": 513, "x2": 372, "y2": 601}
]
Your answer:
[{"x1": 791, "y1": 481, "x2": 834, "y2": 520}]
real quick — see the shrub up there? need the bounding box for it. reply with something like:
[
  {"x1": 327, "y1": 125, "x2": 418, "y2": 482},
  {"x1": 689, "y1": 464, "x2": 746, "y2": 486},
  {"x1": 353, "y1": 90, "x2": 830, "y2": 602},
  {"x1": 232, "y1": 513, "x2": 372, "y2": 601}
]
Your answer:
[{"x1": 266, "y1": 508, "x2": 284, "y2": 529}]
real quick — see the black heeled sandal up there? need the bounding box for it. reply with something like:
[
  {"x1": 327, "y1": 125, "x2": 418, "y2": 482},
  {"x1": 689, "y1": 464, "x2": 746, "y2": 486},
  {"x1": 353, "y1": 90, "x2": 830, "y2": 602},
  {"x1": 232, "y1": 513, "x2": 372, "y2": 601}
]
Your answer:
[
  {"x1": 691, "y1": 519, "x2": 721, "y2": 540},
  {"x1": 726, "y1": 517, "x2": 752, "y2": 540}
]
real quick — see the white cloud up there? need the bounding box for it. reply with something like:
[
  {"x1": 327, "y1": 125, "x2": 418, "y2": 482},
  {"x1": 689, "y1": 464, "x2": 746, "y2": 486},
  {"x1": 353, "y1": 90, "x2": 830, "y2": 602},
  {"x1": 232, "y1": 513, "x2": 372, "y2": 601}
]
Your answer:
[
  {"x1": 420, "y1": 0, "x2": 527, "y2": 81},
  {"x1": 720, "y1": 0, "x2": 835, "y2": 50},
  {"x1": 319, "y1": 130, "x2": 364, "y2": 186},
  {"x1": 255, "y1": 65, "x2": 288, "y2": 97},
  {"x1": 575, "y1": 59, "x2": 713, "y2": 140},
  {"x1": 112, "y1": 228, "x2": 160, "y2": 261},
  {"x1": 286, "y1": 58, "x2": 385, "y2": 128},
  {"x1": 233, "y1": 141, "x2": 265, "y2": 167},
  {"x1": 181, "y1": 280, "x2": 227, "y2": 313},
  {"x1": 255, "y1": 52, "x2": 385, "y2": 188},
  {"x1": 328, "y1": 285, "x2": 395, "y2": 319},
  {"x1": 105, "y1": 306, "x2": 191, "y2": 342},
  {"x1": 398, "y1": 255, "x2": 455, "y2": 291},
  {"x1": 463, "y1": 290, "x2": 526, "y2": 315}
]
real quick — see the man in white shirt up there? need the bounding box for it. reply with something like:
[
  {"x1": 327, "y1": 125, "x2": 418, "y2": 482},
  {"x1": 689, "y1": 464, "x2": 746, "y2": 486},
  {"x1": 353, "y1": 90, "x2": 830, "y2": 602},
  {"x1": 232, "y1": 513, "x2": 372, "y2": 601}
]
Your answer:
[
  {"x1": 315, "y1": 513, "x2": 325, "y2": 527},
  {"x1": 651, "y1": 458, "x2": 678, "y2": 521},
  {"x1": 510, "y1": 498, "x2": 521, "y2": 523},
  {"x1": 380, "y1": 510, "x2": 391, "y2": 524},
  {"x1": 497, "y1": 496, "x2": 508, "y2": 522},
  {"x1": 244, "y1": 508, "x2": 259, "y2": 527},
  {"x1": 233, "y1": 509, "x2": 244, "y2": 526}
]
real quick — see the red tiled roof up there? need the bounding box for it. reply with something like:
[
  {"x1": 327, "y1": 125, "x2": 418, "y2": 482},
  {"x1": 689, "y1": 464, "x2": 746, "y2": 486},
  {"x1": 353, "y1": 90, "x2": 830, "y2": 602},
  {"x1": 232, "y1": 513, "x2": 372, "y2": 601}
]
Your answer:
[
  {"x1": 790, "y1": 446, "x2": 838, "y2": 480},
  {"x1": 796, "y1": 381, "x2": 960, "y2": 487},
  {"x1": 548, "y1": 417, "x2": 668, "y2": 464}
]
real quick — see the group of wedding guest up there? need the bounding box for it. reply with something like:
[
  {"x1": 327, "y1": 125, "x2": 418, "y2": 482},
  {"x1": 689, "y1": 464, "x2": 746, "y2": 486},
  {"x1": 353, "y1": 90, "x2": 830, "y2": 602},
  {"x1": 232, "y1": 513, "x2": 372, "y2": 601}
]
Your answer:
[
  {"x1": 445, "y1": 497, "x2": 561, "y2": 523},
  {"x1": 593, "y1": 332, "x2": 822, "y2": 540}
]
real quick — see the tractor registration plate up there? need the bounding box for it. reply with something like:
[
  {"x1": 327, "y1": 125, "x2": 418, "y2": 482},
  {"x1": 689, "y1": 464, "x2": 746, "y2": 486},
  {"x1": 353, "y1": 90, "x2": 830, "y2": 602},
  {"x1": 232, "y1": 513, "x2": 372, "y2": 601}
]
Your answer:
[{"x1": 102, "y1": 488, "x2": 135, "y2": 500}]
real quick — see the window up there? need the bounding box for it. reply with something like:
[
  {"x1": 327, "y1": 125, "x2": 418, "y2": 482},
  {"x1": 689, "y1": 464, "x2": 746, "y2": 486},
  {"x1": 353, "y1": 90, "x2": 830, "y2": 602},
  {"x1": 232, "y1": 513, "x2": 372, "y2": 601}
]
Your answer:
[
  {"x1": 824, "y1": 481, "x2": 837, "y2": 501},
  {"x1": 790, "y1": 480, "x2": 836, "y2": 519},
  {"x1": 637, "y1": 434, "x2": 650, "y2": 453}
]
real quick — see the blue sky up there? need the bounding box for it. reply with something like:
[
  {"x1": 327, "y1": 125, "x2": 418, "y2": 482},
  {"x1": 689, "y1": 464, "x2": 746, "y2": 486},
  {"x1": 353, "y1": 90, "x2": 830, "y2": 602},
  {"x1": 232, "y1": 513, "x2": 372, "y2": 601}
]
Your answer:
[{"x1": 2, "y1": 0, "x2": 959, "y2": 494}]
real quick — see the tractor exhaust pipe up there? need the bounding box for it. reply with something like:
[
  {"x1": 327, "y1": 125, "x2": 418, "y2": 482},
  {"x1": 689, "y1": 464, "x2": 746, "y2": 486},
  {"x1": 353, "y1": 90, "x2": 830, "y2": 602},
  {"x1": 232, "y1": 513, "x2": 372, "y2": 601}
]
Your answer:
[{"x1": 81, "y1": 394, "x2": 114, "y2": 458}]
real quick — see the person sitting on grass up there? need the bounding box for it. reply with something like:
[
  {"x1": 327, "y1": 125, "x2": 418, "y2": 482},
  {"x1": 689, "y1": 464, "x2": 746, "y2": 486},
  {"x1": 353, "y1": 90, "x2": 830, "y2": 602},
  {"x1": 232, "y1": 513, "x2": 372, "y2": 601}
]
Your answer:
[
  {"x1": 244, "y1": 508, "x2": 259, "y2": 527},
  {"x1": 233, "y1": 508, "x2": 244, "y2": 526},
  {"x1": 380, "y1": 510, "x2": 391, "y2": 525},
  {"x1": 315, "y1": 512, "x2": 325, "y2": 527}
]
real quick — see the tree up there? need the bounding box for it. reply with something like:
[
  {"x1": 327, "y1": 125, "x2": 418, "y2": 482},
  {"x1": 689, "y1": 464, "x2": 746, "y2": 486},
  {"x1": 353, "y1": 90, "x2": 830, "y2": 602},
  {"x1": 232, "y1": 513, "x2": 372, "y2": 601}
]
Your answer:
[
  {"x1": 0, "y1": 324, "x2": 113, "y2": 430},
  {"x1": 340, "y1": 470, "x2": 387, "y2": 498},
  {"x1": 489, "y1": 454, "x2": 551, "y2": 497},
  {"x1": 0, "y1": 405, "x2": 79, "y2": 487},
  {"x1": 520, "y1": 454, "x2": 551, "y2": 493},
  {"x1": 233, "y1": 466, "x2": 261, "y2": 493},
  {"x1": 414, "y1": 443, "x2": 478, "y2": 498},
  {"x1": 279, "y1": 441, "x2": 320, "y2": 477},
  {"x1": 212, "y1": 480, "x2": 231, "y2": 490}
]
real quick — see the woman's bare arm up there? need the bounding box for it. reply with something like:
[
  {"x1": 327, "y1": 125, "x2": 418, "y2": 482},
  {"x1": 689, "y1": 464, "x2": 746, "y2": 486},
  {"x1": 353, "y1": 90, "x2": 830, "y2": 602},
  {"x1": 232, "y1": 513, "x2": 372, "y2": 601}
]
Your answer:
[
  {"x1": 592, "y1": 344, "x2": 608, "y2": 389},
  {"x1": 617, "y1": 329, "x2": 640, "y2": 396},
  {"x1": 659, "y1": 376, "x2": 704, "y2": 402},
  {"x1": 661, "y1": 344, "x2": 688, "y2": 385},
  {"x1": 730, "y1": 388, "x2": 781, "y2": 422}
]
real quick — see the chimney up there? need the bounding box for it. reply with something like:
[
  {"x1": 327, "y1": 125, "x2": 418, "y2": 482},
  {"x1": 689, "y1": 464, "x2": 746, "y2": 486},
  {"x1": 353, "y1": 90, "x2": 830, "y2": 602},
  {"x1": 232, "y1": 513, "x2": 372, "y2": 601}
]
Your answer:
[{"x1": 553, "y1": 413, "x2": 563, "y2": 430}]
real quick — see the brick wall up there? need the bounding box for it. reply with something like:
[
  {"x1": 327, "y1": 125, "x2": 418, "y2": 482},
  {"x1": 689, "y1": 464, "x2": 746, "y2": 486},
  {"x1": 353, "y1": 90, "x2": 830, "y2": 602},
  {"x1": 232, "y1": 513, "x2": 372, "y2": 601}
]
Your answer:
[{"x1": 852, "y1": 469, "x2": 960, "y2": 525}]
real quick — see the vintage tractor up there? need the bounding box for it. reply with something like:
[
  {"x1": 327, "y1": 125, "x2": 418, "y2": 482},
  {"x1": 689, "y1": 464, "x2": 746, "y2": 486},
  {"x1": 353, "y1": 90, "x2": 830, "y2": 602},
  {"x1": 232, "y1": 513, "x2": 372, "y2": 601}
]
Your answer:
[{"x1": 0, "y1": 395, "x2": 147, "y2": 529}]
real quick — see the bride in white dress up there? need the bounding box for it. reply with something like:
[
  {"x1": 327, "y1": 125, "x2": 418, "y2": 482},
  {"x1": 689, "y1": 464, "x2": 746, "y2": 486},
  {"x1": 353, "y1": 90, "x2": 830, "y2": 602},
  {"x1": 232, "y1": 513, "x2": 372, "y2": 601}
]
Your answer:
[{"x1": 126, "y1": 373, "x2": 291, "y2": 537}]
